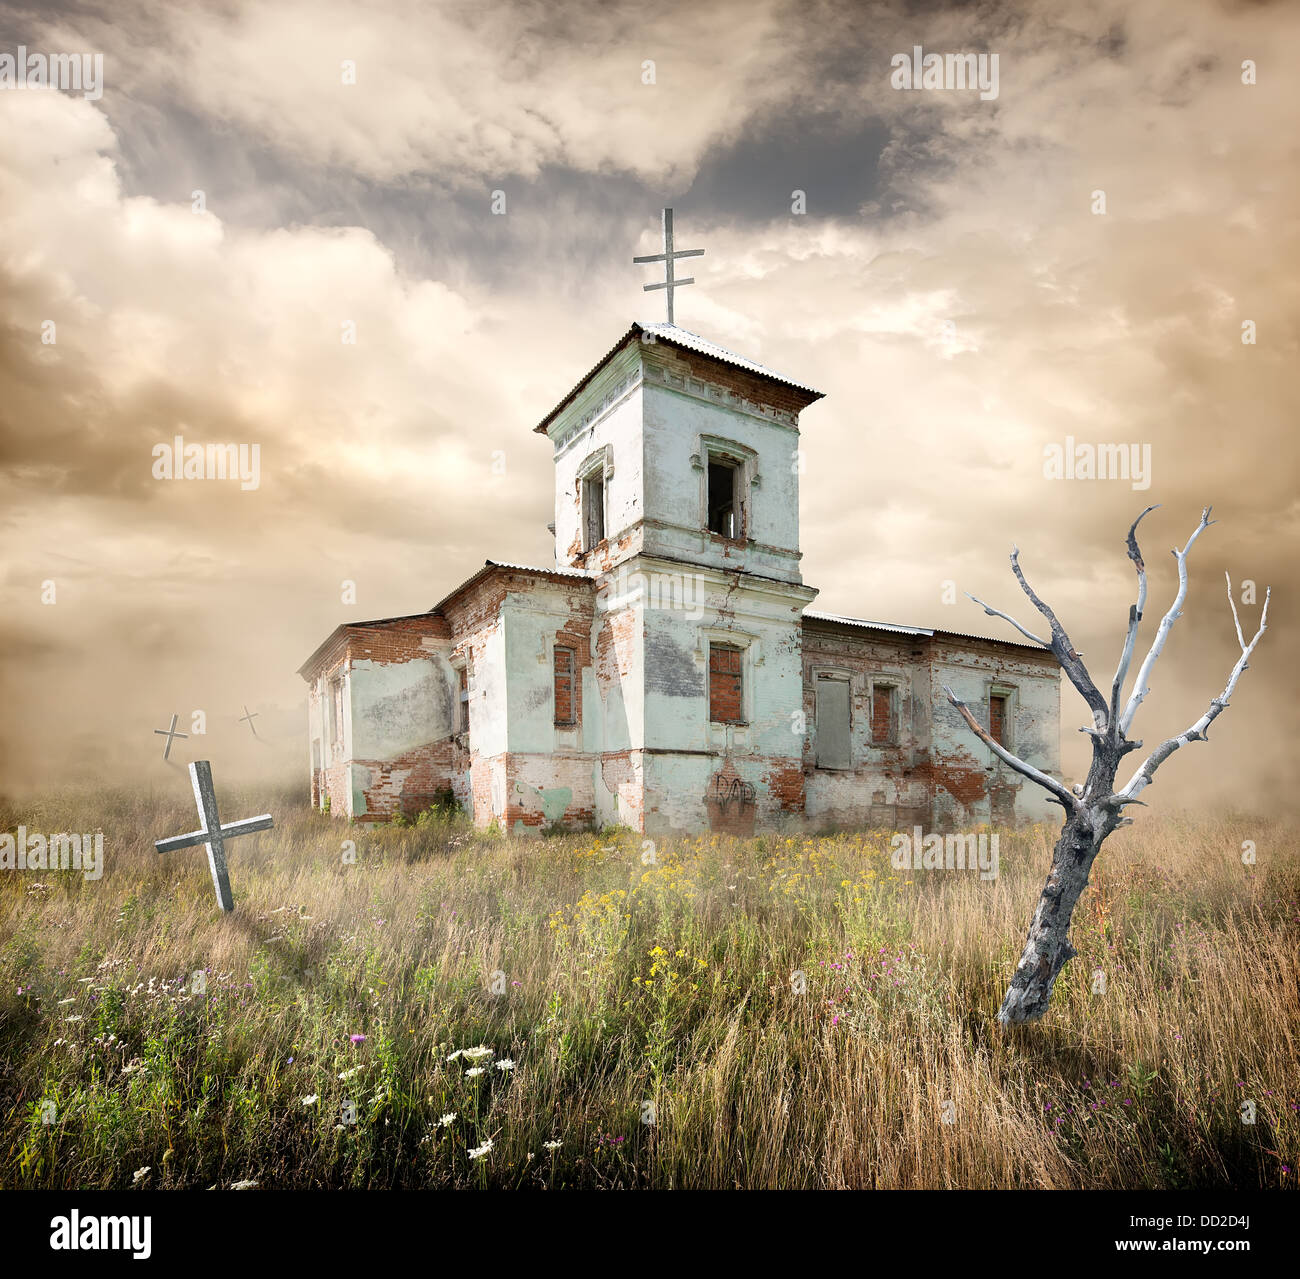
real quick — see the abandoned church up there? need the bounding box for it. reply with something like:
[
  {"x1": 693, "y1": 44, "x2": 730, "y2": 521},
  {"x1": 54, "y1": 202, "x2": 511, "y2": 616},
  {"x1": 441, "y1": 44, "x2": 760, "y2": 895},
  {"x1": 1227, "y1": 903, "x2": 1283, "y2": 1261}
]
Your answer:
[{"x1": 299, "y1": 217, "x2": 1061, "y2": 834}]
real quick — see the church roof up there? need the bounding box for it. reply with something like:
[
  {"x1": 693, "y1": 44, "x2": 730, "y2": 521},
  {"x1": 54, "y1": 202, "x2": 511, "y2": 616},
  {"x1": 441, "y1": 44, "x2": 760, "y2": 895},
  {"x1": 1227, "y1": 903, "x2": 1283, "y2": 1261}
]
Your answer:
[
  {"x1": 533, "y1": 322, "x2": 823, "y2": 434},
  {"x1": 802, "y1": 608, "x2": 1050, "y2": 652}
]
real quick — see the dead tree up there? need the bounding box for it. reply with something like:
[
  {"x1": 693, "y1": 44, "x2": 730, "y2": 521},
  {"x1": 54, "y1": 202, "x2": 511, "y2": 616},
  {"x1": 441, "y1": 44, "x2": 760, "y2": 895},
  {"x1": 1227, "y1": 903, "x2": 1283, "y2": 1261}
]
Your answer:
[{"x1": 944, "y1": 507, "x2": 1269, "y2": 1024}]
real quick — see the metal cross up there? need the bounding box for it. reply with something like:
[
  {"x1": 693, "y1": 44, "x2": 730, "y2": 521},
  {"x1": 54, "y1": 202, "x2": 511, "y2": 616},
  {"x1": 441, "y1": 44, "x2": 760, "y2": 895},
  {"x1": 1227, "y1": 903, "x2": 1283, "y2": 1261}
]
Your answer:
[
  {"x1": 154, "y1": 760, "x2": 273, "y2": 911},
  {"x1": 633, "y1": 208, "x2": 704, "y2": 325},
  {"x1": 239, "y1": 705, "x2": 260, "y2": 739},
  {"x1": 153, "y1": 713, "x2": 188, "y2": 761}
]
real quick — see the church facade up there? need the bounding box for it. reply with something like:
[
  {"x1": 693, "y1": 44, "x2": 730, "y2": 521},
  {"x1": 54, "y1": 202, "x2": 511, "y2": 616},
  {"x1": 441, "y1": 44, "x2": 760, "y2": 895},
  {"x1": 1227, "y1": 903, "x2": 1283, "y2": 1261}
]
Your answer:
[{"x1": 299, "y1": 322, "x2": 1061, "y2": 835}]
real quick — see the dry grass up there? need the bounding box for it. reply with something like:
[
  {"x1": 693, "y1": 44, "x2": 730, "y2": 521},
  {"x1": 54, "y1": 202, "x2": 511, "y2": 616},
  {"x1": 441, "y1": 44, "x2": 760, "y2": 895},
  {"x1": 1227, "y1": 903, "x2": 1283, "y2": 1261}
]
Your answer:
[{"x1": 1, "y1": 785, "x2": 1296, "y2": 1189}]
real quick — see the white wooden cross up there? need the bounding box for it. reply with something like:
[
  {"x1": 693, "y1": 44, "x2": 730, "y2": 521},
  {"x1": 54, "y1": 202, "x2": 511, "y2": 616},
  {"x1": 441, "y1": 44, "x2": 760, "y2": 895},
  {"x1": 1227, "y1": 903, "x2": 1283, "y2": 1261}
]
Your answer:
[
  {"x1": 153, "y1": 713, "x2": 188, "y2": 761},
  {"x1": 154, "y1": 760, "x2": 273, "y2": 911},
  {"x1": 633, "y1": 208, "x2": 704, "y2": 324}
]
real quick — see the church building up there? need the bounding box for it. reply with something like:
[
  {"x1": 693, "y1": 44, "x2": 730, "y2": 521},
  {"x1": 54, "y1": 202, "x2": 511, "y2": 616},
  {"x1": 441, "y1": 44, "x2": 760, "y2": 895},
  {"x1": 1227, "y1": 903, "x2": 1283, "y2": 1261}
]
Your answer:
[{"x1": 298, "y1": 219, "x2": 1060, "y2": 835}]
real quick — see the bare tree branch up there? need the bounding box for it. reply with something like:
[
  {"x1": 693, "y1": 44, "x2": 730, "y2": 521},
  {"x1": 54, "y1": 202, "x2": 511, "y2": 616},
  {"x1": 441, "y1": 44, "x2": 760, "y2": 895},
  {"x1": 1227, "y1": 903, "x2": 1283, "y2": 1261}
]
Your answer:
[
  {"x1": 1108, "y1": 505, "x2": 1159, "y2": 737},
  {"x1": 942, "y1": 685, "x2": 1080, "y2": 813},
  {"x1": 963, "y1": 591, "x2": 1049, "y2": 648},
  {"x1": 1009, "y1": 546, "x2": 1111, "y2": 731},
  {"x1": 1117, "y1": 579, "x2": 1269, "y2": 802},
  {"x1": 1118, "y1": 506, "x2": 1215, "y2": 735}
]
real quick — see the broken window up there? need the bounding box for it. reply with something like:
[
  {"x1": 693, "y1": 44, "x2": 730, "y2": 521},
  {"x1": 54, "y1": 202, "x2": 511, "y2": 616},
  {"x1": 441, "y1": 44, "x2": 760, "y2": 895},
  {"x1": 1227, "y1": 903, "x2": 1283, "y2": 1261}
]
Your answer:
[
  {"x1": 815, "y1": 675, "x2": 852, "y2": 769},
  {"x1": 554, "y1": 647, "x2": 576, "y2": 725},
  {"x1": 456, "y1": 666, "x2": 469, "y2": 734},
  {"x1": 870, "y1": 683, "x2": 897, "y2": 745},
  {"x1": 989, "y1": 692, "x2": 1009, "y2": 747},
  {"x1": 707, "y1": 457, "x2": 741, "y2": 538},
  {"x1": 582, "y1": 470, "x2": 606, "y2": 549},
  {"x1": 708, "y1": 643, "x2": 745, "y2": 724}
]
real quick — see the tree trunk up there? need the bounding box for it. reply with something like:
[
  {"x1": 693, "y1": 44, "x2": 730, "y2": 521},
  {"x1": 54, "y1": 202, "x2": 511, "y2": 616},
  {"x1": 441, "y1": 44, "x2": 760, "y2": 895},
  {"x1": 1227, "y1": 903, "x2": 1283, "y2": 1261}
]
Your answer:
[{"x1": 997, "y1": 806, "x2": 1111, "y2": 1024}]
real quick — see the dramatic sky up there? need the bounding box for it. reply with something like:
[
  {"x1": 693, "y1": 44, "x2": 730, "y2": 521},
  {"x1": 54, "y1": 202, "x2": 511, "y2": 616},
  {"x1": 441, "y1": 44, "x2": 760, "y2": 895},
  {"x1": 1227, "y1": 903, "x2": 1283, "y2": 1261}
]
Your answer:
[{"x1": 0, "y1": 0, "x2": 1295, "y2": 811}]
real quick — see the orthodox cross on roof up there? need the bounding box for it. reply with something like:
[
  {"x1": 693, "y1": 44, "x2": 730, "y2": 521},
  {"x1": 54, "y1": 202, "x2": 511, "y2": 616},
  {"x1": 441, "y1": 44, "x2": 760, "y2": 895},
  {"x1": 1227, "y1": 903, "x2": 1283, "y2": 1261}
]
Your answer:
[
  {"x1": 154, "y1": 760, "x2": 273, "y2": 911},
  {"x1": 153, "y1": 712, "x2": 188, "y2": 761},
  {"x1": 633, "y1": 208, "x2": 704, "y2": 324}
]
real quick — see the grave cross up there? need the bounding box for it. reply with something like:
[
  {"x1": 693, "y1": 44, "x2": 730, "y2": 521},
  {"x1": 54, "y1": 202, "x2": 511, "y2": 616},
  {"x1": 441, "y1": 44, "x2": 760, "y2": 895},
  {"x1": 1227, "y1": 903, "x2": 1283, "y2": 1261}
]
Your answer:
[
  {"x1": 154, "y1": 760, "x2": 273, "y2": 911},
  {"x1": 633, "y1": 208, "x2": 704, "y2": 325},
  {"x1": 239, "y1": 705, "x2": 260, "y2": 738},
  {"x1": 153, "y1": 713, "x2": 188, "y2": 761}
]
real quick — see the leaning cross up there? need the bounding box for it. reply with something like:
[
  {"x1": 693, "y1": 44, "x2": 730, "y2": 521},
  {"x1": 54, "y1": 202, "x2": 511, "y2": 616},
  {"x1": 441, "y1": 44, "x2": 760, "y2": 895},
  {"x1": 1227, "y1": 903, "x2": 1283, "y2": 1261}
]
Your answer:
[
  {"x1": 154, "y1": 760, "x2": 273, "y2": 911},
  {"x1": 239, "y1": 705, "x2": 260, "y2": 738},
  {"x1": 153, "y1": 713, "x2": 188, "y2": 761},
  {"x1": 633, "y1": 207, "x2": 704, "y2": 325}
]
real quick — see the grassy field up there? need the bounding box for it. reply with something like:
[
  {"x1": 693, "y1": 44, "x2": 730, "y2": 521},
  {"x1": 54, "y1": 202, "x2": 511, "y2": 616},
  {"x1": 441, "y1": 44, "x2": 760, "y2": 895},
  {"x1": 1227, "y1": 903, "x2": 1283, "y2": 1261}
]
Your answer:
[{"x1": 1, "y1": 787, "x2": 1296, "y2": 1190}]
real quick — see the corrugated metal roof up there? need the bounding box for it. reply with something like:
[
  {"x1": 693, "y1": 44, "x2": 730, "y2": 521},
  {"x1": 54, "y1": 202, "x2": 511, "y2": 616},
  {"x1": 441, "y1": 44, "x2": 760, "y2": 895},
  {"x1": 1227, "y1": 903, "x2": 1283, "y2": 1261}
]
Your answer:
[
  {"x1": 637, "y1": 323, "x2": 822, "y2": 395},
  {"x1": 534, "y1": 321, "x2": 823, "y2": 434},
  {"x1": 804, "y1": 609, "x2": 932, "y2": 637},
  {"x1": 803, "y1": 608, "x2": 1049, "y2": 652},
  {"x1": 484, "y1": 559, "x2": 590, "y2": 578}
]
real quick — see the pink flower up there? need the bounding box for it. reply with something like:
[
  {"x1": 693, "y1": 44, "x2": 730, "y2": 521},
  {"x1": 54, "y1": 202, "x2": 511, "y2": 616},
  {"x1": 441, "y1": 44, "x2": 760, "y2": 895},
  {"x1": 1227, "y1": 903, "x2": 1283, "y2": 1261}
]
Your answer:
[{"x1": 350, "y1": 1034, "x2": 366, "y2": 1044}]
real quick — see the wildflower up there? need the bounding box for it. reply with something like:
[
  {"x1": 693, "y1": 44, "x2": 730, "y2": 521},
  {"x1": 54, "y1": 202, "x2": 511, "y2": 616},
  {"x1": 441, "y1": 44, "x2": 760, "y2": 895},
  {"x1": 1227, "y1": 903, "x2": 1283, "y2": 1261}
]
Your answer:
[
  {"x1": 57, "y1": 997, "x2": 75, "y2": 1006},
  {"x1": 301, "y1": 1095, "x2": 319, "y2": 1107},
  {"x1": 461, "y1": 1046, "x2": 493, "y2": 1061},
  {"x1": 349, "y1": 1034, "x2": 366, "y2": 1044},
  {"x1": 543, "y1": 1139, "x2": 562, "y2": 1151},
  {"x1": 495, "y1": 1059, "x2": 515, "y2": 1072},
  {"x1": 446, "y1": 1050, "x2": 463, "y2": 1063},
  {"x1": 230, "y1": 1179, "x2": 258, "y2": 1190},
  {"x1": 438, "y1": 1113, "x2": 457, "y2": 1127},
  {"x1": 465, "y1": 1066, "x2": 485, "y2": 1078},
  {"x1": 468, "y1": 1138, "x2": 493, "y2": 1160},
  {"x1": 132, "y1": 1167, "x2": 151, "y2": 1184},
  {"x1": 63, "y1": 1015, "x2": 83, "y2": 1023},
  {"x1": 338, "y1": 1065, "x2": 365, "y2": 1081}
]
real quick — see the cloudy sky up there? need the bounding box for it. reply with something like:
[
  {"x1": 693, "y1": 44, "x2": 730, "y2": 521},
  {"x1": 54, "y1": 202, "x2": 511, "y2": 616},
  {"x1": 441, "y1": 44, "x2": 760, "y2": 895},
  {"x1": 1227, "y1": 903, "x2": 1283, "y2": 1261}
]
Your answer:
[{"x1": 0, "y1": 0, "x2": 1294, "y2": 812}]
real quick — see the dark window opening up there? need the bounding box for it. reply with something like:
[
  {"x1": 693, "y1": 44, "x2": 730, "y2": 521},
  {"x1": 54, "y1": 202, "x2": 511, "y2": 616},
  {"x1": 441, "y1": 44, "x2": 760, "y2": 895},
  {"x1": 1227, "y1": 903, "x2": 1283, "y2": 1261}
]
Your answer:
[
  {"x1": 707, "y1": 459, "x2": 741, "y2": 538},
  {"x1": 709, "y1": 643, "x2": 745, "y2": 724},
  {"x1": 989, "y1": 693, "x2": 1009, "y2": 747}
]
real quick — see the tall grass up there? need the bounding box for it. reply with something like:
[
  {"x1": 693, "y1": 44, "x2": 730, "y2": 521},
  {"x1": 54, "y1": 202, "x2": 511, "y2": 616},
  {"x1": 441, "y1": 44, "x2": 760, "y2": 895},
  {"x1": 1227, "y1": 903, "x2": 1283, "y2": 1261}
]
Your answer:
[{"x1": 1, "y1": 786, "x2": 1295, "y2": 1189}]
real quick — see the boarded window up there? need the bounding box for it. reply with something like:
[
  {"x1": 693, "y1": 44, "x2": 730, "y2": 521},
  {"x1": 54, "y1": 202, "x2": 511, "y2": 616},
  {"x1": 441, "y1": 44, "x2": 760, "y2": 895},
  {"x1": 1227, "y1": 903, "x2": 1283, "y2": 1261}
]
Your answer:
[
  {"x1": 989, "y1": 693, "x2": 1009, "y2": 746},
  {"x1": 330, "y1": 677, "x2": 345, "y2": 747},
  {"x1": 815, "y1": 676, "x2": 851, "y2": 769},
  {"x1": 709, "y1": 643, "x2": 744, "y2": 724},
  {"x1": 582, "y1": 471, "x2": 606, "y2": 548},
  {"x1": 707, "y1": 458, "x2": 741, "y2": 537},
  {"x1": 554, "y1": 647, "x2": 576, "y2": 725},
  {"x1": 871, "y1": 684, "x2": 895, "y2": 745}
]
